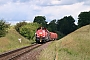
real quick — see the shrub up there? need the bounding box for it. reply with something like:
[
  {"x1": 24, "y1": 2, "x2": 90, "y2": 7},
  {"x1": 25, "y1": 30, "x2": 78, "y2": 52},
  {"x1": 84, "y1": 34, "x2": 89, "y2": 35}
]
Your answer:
[
  {"x1": 19, "y1": 23, "x2": 40, "y2": 40},
  {"x1": 0, "y1": 20, "x2": 10, "y2": 37}
]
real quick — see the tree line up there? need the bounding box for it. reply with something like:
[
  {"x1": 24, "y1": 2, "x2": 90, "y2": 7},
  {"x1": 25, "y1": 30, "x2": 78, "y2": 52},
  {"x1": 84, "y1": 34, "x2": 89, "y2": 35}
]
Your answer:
[
  {"x1": 0, "y1": 11, "x2": 90, "y2": 40},
  {"x1": 33, "y1": 15, "x2": 77, "y2": 39},
  {"x1": 33, "y1": 11, "x2": 90, "y2": 39}
]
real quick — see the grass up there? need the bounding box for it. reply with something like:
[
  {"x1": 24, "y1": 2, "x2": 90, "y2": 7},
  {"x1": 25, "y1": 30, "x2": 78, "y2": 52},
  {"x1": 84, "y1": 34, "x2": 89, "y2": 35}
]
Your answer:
[
  {"x1": 0, "y1": 26, "x2": 34, "y2": 54},
  {"x1": 38, "y1": 41, "x2": 56, "y2": 60},
  {"x1": 39, "y1": 25, "x2": 90, "y2": 60}
]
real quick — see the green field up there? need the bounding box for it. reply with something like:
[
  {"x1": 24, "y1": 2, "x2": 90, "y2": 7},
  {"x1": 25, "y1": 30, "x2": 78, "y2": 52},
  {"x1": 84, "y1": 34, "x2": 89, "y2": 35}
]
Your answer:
[
  {"x1": 0, "y1": 26, "x2": 34, "y2": 54},
  {"x1": 39, "y1": 25, "x2": 90, "y2": 60}
]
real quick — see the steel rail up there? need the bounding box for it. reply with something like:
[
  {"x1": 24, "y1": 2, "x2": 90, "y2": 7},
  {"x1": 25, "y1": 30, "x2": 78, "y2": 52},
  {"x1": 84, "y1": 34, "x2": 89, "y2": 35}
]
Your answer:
[{"x1": 0, "y1": 43, "x2": 42, "y2": 60}]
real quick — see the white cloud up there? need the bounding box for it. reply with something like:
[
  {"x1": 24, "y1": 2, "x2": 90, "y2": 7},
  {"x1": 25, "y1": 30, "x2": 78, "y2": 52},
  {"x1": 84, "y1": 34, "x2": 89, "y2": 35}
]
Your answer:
[
  {"x1": 84, "y1": 0, "x2": 90, "y2": 5},
  {"x1": 36, "y1": 2, "x2": 90, "y2": 23},
  {"x1": 0, "y1": 0, "x2": 90, "y2": 25}
]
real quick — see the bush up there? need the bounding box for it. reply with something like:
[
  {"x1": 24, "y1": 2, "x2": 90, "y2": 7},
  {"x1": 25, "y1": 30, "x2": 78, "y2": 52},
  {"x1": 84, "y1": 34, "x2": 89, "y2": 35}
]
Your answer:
[
  {"x1": 0, "y1": 20, "x2": 10, "y2": 37},
  {"x1": 19, "y1": 23, "x2": 40, "y2": 40},
  {"x1": 15, "y1": 21, "x2": 27, "y2": 32}
]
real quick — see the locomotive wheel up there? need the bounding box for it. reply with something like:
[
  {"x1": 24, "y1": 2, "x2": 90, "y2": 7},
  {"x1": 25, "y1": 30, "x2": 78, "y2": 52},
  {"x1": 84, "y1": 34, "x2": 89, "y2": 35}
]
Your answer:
[
  {"x1": 36, "y1": 39, "x2": 40, "y2": 43},
  {"x1": 43, "y1": 40, "x2": 46, "y2": 43}
]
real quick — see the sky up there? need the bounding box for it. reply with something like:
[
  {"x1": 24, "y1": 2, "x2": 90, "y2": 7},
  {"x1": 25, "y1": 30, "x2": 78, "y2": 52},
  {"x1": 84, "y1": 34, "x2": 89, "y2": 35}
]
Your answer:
[{"x1": 0, "y1": 0, "x2": 90, "y2": 25}]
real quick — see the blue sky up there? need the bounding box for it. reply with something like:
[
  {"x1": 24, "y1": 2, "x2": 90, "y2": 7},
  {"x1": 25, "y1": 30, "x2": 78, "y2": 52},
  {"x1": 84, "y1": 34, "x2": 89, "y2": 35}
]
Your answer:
[{"x1": 0, "y1": 0, "x2": 90, "y2": 25}]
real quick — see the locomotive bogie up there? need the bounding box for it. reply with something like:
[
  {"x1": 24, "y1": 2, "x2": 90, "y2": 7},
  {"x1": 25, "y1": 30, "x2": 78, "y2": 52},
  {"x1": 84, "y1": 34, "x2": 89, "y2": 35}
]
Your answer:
[{"x1": 36, "y1": 37, "x2": 48, "y2": 43}]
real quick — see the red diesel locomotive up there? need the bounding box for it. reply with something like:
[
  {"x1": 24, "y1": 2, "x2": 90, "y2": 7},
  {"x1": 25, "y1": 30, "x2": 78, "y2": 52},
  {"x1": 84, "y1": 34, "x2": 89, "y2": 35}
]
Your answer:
[{"x1": 35, "y1": 27, "x2": 58, "y2": 43}]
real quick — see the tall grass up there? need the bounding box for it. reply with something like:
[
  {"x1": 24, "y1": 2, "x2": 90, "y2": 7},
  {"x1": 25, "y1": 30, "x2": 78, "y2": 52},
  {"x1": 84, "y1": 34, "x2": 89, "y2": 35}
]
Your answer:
[
  {"x1": 38, "y1": 41, "x2": 56, "y2": 60},
  {"x1": 39, "y1": 25, "x2": 90, "y2": 60},
  {"x1": 0, "y1": 26, "x2": 31, "y2": 53}
]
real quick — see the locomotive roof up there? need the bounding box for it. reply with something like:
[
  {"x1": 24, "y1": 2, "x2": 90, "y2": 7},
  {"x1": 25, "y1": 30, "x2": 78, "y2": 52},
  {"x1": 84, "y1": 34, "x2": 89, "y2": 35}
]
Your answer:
[{"x1": 37, "y1": 27, "x2": 46, "y2": 30}]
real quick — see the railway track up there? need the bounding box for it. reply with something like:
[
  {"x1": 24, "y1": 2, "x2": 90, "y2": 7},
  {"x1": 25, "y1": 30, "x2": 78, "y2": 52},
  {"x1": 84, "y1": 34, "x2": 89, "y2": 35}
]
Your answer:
[{"x1": 0, "y1": 43, "x2": 42, "y2": 60}]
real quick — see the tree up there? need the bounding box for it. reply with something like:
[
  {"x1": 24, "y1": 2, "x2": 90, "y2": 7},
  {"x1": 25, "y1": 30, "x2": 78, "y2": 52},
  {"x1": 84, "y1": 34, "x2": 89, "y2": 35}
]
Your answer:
[
  {"x1": 78, "y1": 11, "x2": 90, "y2": 27},
  {"x1": 33, "y1": 16, "x2": 47, "y2": 27},
  {"x1": 15, "y1": 21, "x2": 27, "y2": 32},
  {"x1": 57, "y1": 16, "x2": 77, "y2": 35},
  {"x1": 47, "y1": 19, "x2": 57, "y2": 32},
  {"x1": 0, "y1": 20, "x2": 10, "y2": 37}
]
